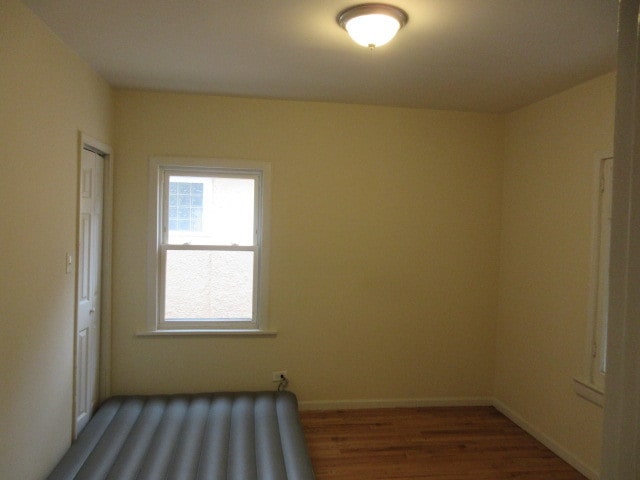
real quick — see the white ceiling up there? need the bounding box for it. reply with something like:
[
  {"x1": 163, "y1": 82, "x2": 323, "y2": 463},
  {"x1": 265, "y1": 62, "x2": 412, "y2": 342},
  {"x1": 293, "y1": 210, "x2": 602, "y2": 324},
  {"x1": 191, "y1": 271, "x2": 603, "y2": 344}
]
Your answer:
[{"x1": 23, "y1": 0, "x2": 618, "y2": 113}]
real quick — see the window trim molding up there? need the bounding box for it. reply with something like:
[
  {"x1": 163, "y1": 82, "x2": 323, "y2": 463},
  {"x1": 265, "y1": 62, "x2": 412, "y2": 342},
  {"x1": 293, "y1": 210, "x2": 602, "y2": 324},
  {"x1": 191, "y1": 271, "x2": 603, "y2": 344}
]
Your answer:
[
  {"x1": 145, "y1": 156, "x2": 272, "y2": 335},
  {"x1": 573, "y1": 377, "x2": 604, "y2": 407},
  {"x1": 576, "y1": 151, "x2": 613, "y2": 402}
]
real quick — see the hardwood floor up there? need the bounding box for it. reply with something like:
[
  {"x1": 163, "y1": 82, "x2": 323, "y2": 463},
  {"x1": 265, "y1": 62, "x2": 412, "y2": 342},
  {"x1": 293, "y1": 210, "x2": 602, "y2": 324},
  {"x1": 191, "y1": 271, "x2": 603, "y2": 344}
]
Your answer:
[{"x1": 300, "y1": 406, "x2": 588, "y2": 480}]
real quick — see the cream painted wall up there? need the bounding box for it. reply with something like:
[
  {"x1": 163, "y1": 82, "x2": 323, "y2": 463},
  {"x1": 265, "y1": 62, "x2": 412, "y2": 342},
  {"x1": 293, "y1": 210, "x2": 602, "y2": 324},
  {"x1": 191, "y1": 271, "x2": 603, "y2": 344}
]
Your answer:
[
  {"x1": 0, "y1": 1, "x2": 112, "y2": 479},
  {"x1": 495, "y1": 73, "x2": 616, "y2": 475},
  {"x1": 111, "y1": 90, "x2": 503, "y2": 403}
]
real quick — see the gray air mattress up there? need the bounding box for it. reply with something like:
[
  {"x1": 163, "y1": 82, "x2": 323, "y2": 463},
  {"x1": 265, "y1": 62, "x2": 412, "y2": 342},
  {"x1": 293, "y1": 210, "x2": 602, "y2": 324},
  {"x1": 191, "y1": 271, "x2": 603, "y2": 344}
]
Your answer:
[{"x1": 47, "y1": 391, "x2": 315, "y2": 480}]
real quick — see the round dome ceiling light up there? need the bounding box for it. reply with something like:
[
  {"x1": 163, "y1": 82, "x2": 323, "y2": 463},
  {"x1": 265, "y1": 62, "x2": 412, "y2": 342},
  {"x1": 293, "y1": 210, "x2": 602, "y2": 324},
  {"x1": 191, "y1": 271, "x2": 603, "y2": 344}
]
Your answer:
[{"x1": 337, "y1": 3, "x2": 408, "y2": 49}]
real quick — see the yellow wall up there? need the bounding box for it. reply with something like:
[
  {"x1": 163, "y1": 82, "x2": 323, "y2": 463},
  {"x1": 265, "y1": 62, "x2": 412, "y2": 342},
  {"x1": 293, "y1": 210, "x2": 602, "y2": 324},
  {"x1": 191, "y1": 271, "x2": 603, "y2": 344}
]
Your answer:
[
  {"x1": 495, "y1": 73, "x2": 616, "y2": 475},
  {"x1": 111, "y1": 90, "x2": 504, "y2": 403},
  {"x1": 0, "y1": 1, "x2": 113, "y2": 478}
]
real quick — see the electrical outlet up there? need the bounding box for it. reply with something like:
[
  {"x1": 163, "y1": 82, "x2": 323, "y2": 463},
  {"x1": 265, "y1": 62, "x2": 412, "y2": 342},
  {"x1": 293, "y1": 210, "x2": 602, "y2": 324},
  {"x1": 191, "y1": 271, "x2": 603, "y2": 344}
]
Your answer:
[{"x1": 272, "y1": 370, "x2": 287, "y2": 382}]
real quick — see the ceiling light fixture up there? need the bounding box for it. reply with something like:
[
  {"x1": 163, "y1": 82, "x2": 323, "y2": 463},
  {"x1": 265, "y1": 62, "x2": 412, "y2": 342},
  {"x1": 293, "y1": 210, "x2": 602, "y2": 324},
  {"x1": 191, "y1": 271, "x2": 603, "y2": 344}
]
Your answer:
[{"x1": 337, "y1": 3, "x2": 408, "y2": 49}]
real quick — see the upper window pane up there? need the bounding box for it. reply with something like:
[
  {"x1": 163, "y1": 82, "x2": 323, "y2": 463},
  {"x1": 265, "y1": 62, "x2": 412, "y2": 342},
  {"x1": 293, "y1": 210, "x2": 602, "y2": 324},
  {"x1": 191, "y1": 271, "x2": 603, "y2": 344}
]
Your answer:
[{"x1": 167, "y1": 175, "x2": 255, "y2": 246}]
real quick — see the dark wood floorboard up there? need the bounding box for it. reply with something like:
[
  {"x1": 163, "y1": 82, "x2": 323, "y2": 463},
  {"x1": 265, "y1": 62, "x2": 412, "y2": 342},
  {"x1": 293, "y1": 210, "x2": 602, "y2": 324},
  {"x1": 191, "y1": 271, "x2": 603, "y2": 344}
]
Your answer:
[{"x1": 300, "y1": 406, "x2": 588, "y2": 480}]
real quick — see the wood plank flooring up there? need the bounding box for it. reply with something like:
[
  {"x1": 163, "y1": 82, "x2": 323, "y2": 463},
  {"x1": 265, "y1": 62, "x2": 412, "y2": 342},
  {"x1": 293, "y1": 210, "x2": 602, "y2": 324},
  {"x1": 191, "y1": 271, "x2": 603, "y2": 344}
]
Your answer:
[{"x1": 299, "y1": 406, "x2": 588, "y2": 480}]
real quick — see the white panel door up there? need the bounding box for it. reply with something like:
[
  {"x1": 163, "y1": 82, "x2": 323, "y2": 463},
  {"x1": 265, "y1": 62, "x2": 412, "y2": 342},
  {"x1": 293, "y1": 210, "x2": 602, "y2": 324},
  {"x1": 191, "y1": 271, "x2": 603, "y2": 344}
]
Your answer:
[{"x1": 75, "y1": 148, "x2": 103, "y2": 436}]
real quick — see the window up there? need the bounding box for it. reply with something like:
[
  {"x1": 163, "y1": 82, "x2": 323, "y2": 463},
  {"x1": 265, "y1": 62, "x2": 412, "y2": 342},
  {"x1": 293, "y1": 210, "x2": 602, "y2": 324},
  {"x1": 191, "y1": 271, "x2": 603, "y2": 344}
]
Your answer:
[
  {"x1": 590, "y1": 156, "x2": 613, "y2": 390},
  {"x1": 147, "y1": 157, "x2": 271, "y2": 333},
  {"x1": 575, "y1": 155, "x2": 612, "y2": 405}
]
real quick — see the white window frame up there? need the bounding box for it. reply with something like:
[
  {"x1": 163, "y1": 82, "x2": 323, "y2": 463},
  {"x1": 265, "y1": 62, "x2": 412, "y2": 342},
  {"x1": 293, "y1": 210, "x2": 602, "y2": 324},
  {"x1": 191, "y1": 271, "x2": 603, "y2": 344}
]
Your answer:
[
  {"x1": 574, "y1": 153, "x2": 612, "y2": 406},
  {"x1": 590, "y1": 155, "x2": 613, "y2": 388},
  {"x1": 144, "y1": 156, "x2": 272, "y2": 335}
]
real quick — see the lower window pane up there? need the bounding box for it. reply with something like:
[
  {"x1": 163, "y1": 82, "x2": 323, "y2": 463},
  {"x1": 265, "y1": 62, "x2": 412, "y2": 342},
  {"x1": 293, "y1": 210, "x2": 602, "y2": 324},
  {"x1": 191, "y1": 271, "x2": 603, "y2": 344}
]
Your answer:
[{"x1": 164, "y1": 250, "x2": 254, "y2": 321}]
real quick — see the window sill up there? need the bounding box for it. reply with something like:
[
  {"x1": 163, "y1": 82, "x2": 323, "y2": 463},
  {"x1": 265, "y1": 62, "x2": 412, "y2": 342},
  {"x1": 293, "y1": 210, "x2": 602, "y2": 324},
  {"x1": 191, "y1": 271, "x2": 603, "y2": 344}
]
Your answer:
[
  {"x1": 573, "y1": 377, "x2": 604, "y2": 407},
  {"x1": 137, "y1": 329, "x2": 277, "y2": 337}
]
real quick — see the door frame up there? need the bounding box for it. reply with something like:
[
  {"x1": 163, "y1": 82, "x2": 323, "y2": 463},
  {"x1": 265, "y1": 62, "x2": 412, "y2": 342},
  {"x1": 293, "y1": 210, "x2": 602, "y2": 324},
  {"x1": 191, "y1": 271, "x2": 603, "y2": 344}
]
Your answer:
[
  {"x1": 601, "y1": 1, "x2": 640, "y2": 477},
  {"x1": 73, "y1": 131, "x2": 113, "y2": 438}
]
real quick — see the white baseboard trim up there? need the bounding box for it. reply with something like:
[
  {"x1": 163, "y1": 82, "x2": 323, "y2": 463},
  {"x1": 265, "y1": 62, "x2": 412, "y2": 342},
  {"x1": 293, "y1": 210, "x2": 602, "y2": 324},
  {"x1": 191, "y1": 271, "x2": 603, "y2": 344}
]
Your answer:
[
  {"x1": 298, "y1": 396, "x2": 493, "y2": 411},
  {"x1": 491, "y1": 398, "x2": 599, "y2": 480}
]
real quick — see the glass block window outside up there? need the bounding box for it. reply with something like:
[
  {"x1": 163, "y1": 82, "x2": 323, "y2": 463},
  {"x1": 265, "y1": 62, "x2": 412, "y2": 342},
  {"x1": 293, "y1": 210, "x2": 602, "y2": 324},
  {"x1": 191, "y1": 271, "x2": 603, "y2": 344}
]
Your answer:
[{"x1": 168, "y1": 181, "x2": 203, "y2": 232}]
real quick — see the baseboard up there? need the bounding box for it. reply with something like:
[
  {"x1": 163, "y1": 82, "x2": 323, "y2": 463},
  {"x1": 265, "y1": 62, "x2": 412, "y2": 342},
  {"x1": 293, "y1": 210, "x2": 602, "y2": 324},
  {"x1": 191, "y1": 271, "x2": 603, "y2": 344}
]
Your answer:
[
  {"x1": 298, "y1": 396, "x2": 493, "y2": 411},
  {"x1": 491, "y1": 398, "x2": 599, "y2": 480}
]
